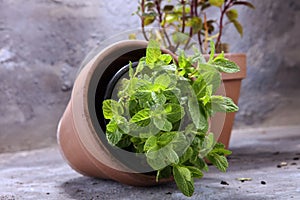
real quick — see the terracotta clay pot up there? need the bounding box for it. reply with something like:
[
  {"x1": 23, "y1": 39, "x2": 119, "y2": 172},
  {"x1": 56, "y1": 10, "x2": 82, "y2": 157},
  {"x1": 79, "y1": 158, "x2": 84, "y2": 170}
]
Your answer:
[
  {"x1": 216, "y1": 54, "x2": 246, "y2": 148},
  {"x1": 57, "y1": 40, "x2": 246, "y2": 185},
  {"x1": 212, "y1": 53, "x2": 247, "y2": 148}
]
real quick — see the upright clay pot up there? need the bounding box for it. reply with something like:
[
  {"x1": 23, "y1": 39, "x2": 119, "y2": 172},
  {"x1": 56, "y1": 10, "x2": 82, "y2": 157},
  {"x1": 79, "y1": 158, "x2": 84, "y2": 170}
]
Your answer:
[
  {"x1": 215, "y1": 54, "x2": 246, "y2": 148},
  {"x1": 57, "y1": 40, "x2": 246, "y2": 185}
]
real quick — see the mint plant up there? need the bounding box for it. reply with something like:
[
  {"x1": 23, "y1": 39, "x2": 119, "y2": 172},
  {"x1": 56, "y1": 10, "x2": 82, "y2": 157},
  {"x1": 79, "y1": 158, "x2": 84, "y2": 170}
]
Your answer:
[
  {"x1": 135, "y1": 0, "x2": 255, "y2": 53},
  {"x1": 102, "y1": 40, "x2": 239, "y2": 197}
]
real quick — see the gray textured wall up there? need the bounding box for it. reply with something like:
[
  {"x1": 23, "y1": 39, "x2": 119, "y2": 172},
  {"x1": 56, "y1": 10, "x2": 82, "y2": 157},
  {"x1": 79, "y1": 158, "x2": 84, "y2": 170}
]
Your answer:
[
  {"x1": 0, "y1": 0, "x2": 139, "y2": 152},
  {"x1": 0, "y1": 0, "x2": 299, "y2": 152},
  {"x1": 223, "y1": 0, "x2": 300, "y2": 125}
]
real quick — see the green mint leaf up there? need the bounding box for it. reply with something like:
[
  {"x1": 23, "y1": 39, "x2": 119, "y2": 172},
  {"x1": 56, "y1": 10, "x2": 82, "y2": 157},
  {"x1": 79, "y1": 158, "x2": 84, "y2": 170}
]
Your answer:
[
  {"x1": 118, "y1": 77, "x2": 139, "y2": 98},
  {"x1": 106, "y1": 120, "x2": 123, "y2": 145},
  {"x1": 199, "y1": 105, "x2": 209, "y2": 133},
  {"x1": 161, "y1": 63, "x2": 177, "y2": 72},
  {"x1": 163, "y1": 89, "x2": 181, "y2": 104},
  {"x1": 144, "y1": 135, "x2": 158, "y2": 151},
  {"x1": 192, "y1": 157, "x2": 209, "y2": 172},
  {"x1": 145, "y1": 152, "x2": 164, "y2": 170},
  {"x1": 117, "y1": 78, "x2": 130, "y2": 98},
  {"x1": 178, "y1": 51, "x2": 192, "y2": 69},
  {"x1": 172, "y1": 32, "x2": 189, "y2": 45},
  {"x1": 212, "y1": 58, "x2": 240, "y2": 73},
  {"x1": 208, "y1": 40, "x2": 215, "y2": 63},
  {"x1": 207, "y1": 153, "x2": 229, "y2": 172},
  {"x1": 135, "y1": 57, "x2": 146, "y2": 76},
  {"x1": 163, "y1": 5, "x2": 174, "y2": 12},
  {"x1": 202, "y1": 70, "x2": 221, "y2": 94},
  {"x1": 165, "y1": 103, "x2": 185, "y2": 123},
  {"x1": 179, "y1": 147, "x2": 193, "y2": 164},
  {"x1": 136, "y1": 143, "x2": 146, "y2": 153},
  {"x1": 232, "y1": 19, "x2": 243, "y2": 37},
  {"x1": 214, "y1": 51, "x2": 225, "y2": 60},
  {"x1": 151, "y1": 92, "x2": 167, "y2": 105},
  {"x1": 134, "y1": 82, "x2": 154, "y2": 95},
  {"x1": 115, "y1": 116, "x2": 130, "y2": 134},
  {"x1": 158, "y1": 54, "x2": 173, "y2": 64},
  {"x1": 211, "y1": 96, "x2": 239, "y2": 113},
  {"x1": 158, "y1": 131, "x2": 176, "y2": 147},
  {"x1": 136, "y1": 95, "x2": 152, "y2": 108},
  {"x1": 106, "y1": 119, "x2": 118, "y2": 133},
  {"x1": 200, "y1": 85, "x2": 212, "y2": 106},
  {"x1": 211, "y1": 143, "x2": 232, "y2": 156},
  {"x1": 129, "y1": 61, "x2": 134, "y2": 78},
  {"x1": 226, "y1": 9, "x2": 238, "y2": 21},
  {"x1": 199, "y1": 133, "x2": 216, "y2": 158},
  {"x1": 102, "y1": 99, "x2": 123, "y2": 119},
  {"x1": 191, "y1": 46, "x2": 206, "y2": 64},
  {"x1": 129, "y1": 120, "x2": 160, "y2": 138},
  {"x1": 209, "y1": 0, "x2": 224, "y2": 7},
  {"x1": 143, "y1": 15, "x2": 156, "y2": 26},
  {"x1": 206, "y1": 133, "x2": 216, "y2": 149},
  {"x1": 212, "y1": 142, "x2": 226, "y2": 149},
  {"x1": 186, "y1": 166, "x2": 203, "y2": 178},
  {"x1": 154, "y1": 73, "x2": 171, "y2": 88},
  {"x1": 130, "y1": 108, "x2": 151, "y2": 126},
  {"x1": 187, "y1": 17, "x2": 202, "y2": 34},
  {"x1": 106, "y1": 130, "x2": 123, "y2": 146},
  {"x1": 147, "y1": 146, "x2": 179, "y2": 170},
  {"x1": 153, "y1": 117, "x2": 173, "y2": 132},
  {"x1": 233, "y1": 1, "x2": 255, "y2": 9},
  {"x1": 184, "y1": 124, "x2": 198, "y2": 143},
  {"x1": 166, "y1": 147, "x2": 180, "y2": 164},
  {"x1": 188, "y1": 97, "x2": 207, "y2": 130},
  {"x1": 192, "y1": 76, "x2": 207, "y2": 100},
  {"x1": 171, "y1": 132, "x2": 190, "y2": 155},
  {"x1": 146, "y1": 40, "x2": 161, "y2": 65},
  {"x1": 188, "y1": 97, "x2": 201, "y2": 129},
  {"x1": 128, "y1": 99, "x2": 141, "y2": 117},
  {"x1": 173, "y1": 166, "x2": 194, "y2": 197},
  {"x1": 129, "y1": 77, "x2": 139, "y2": 92}
]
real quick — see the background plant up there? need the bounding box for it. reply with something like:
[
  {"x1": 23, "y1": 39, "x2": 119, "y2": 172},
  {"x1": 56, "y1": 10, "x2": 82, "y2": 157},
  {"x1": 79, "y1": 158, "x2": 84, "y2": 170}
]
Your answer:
[
  {"x1": 134, "y1": 0, "x2": 254, "y2": 53},
  {"x1": 102, "y1": 40, "x2": 240, "y2": 197}
]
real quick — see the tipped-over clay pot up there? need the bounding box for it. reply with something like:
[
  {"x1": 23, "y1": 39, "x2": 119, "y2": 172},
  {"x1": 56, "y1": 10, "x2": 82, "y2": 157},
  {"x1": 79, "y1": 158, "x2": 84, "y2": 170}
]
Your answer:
[{"x1": 57, "y1": 40, "x2": 246, "y2": 185}]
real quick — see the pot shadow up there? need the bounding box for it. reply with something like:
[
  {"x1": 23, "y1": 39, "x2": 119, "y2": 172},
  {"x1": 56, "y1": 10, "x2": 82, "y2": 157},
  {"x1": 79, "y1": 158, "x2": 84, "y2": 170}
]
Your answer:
[
  {"x1": 60, "y1": 176, "x2": 178, "y2": 200},
  {"x1": 60, "y1": 176, "x2": 275, "y2": 200}
]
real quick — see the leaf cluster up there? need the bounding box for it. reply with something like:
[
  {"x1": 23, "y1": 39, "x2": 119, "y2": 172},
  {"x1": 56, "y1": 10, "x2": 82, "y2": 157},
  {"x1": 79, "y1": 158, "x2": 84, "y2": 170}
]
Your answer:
[
  {"x1": 102, "y1": 40, "x2": 238, "y2": 197},
  {"x1": 134, "y1": 0, "x2": 255, "y2": 53}
]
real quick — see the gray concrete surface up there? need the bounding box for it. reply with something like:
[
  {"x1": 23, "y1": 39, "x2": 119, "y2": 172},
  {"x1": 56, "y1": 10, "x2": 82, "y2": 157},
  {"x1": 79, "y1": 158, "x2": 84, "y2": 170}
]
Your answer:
[
  {"x1": 0, "y1": 0, "x2": 300, "y2": 153},
  {"x1": 1, "y1": 126, "x2": 299, "y2": 200}
]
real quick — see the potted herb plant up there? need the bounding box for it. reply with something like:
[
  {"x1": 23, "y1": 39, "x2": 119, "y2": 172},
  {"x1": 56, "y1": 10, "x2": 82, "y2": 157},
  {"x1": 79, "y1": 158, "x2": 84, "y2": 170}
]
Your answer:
[
  {"x1": 58, "y1": 39, "x2": 240, "y2": 196},
  {"x1": 134, "y1": 0, "x2": 254, "y2": 148}
]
